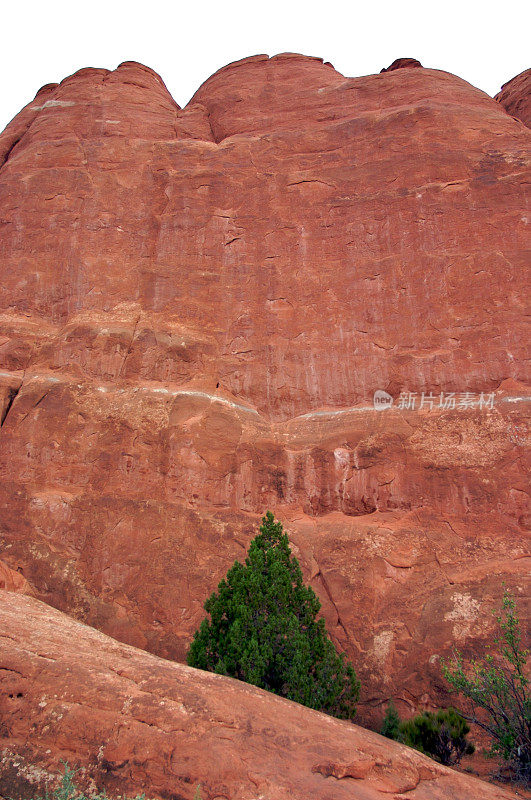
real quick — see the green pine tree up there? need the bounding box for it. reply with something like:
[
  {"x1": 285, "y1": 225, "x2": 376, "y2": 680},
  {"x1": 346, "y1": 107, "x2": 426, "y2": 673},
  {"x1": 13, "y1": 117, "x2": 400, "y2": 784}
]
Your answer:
[
  {"x1": 381, "y1": 700, "x2": 402, "y2": 740},
  {"x1": 187, "y1": 511, "x2": 360, "y2": 719}
]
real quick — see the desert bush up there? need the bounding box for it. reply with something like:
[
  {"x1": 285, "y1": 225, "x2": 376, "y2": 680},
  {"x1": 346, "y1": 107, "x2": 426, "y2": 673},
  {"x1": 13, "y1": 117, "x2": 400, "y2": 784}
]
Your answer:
[
  {"x1": 187, "y1": 511, "x2": 360, "y2": 719},
  {"x1": 380, "y1": 703, "x2": 473, "y2": 766},
  {"x1": 399, "y1": 707, "x2": 474, "y2": 765},
  {"x1": 441, "y1": 590, "x2": 530, "y2": 782}
]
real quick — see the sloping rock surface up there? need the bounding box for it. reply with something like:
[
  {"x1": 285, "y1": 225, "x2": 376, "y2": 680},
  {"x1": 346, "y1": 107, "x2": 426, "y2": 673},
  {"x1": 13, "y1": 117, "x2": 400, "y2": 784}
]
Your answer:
[
  {"x1": 0, "y1": 591, "x2": 519, "y2": 800},
  {"x1": 0, "y1": 55, "x2": 529, "y2": 718}
]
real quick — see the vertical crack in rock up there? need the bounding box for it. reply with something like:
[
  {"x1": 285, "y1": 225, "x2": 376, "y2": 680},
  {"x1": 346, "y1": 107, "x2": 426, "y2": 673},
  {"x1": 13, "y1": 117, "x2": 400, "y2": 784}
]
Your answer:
[
  {"x1": 203, "y1": 106, "x2": 223, "y2": 144},
  {"x1": 0, "y1": 386, "x2": 21, "y2": 428},
  {"x1": 416, "y1": 513, "x2": 454, "y2": 587},
  {"x1": 117, "y1": 314, "x2": 141, "y2": 378},
  {"x1": 315, "y1": 565, "x2": 351, "y2": 644},
  {"x1": 15, "y1": 389, "x2": 51, "y2": 427}
]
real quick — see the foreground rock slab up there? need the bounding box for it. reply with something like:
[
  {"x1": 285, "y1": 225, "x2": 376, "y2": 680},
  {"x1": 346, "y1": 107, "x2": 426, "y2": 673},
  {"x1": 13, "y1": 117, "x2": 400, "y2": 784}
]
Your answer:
[{"x1": 0, "y1": 592, "x2": 517, "y2": 800}]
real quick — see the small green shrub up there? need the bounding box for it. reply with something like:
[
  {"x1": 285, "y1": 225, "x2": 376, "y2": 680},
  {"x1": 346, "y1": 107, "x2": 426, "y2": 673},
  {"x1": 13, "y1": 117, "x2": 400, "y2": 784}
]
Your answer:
[
  {"x1": 379, "y1": 703, "x2": 473, "y2": 766},
  {"x1": 399, "y1": 707, "x2": 475, "y2": 766},
  {"x1": 380, "y1": 700, "x2": 402, "y2": 741}
]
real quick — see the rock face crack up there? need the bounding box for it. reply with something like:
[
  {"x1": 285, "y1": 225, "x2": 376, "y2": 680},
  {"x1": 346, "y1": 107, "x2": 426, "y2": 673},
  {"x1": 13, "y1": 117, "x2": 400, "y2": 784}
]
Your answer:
[
  {"x1": 16, "y1": 389, "x2": 50, "y2": 426},
  {"x1": 0, "y1": 386, "x2": 21, "y2": 428},
  {"x1": 315, "y1": 566, "x2": 350, "y2": 644},
  {"x1": 203, "y1": 106, "x2": 223, "y2": 144},
  {"x1": 117, "y1": 314, "x2": 141, "y2": 378}
]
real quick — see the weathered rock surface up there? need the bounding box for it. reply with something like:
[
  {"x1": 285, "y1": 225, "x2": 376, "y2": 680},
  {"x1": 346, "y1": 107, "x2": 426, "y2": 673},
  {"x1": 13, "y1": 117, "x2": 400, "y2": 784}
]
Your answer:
[
  {"x1": 0, "y1": 561, "x2": 32, "y2": 594},
  {"x1": 381, "y1": 58, "x2": 424, "y2": 72},
  {"x1": 495, "y1": 68, "x2": 531, "y2": 128},
  {"x1": 0, "y1": 591, "x2": 519, "y2": 800},
  {"x1": 0, "y1": 54, "x2": 529, "y2": 719}
]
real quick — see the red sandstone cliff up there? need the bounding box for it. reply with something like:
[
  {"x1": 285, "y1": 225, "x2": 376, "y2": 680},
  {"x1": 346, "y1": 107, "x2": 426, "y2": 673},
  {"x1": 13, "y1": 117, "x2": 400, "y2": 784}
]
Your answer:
[{"x1": 0, "y1": 55, "x2": 529, "y2": 723}]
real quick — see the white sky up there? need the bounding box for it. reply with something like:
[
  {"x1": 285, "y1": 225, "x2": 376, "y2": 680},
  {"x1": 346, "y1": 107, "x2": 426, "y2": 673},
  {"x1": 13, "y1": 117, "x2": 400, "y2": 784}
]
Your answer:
[{"x1": 2, "y1": 0, "x2": 529, "y2": 133}]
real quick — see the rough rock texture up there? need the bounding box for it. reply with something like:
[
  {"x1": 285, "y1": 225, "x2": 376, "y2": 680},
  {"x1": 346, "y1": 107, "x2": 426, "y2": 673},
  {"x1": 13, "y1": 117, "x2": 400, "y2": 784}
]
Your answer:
[
  {"x1": 496, "y1": 68, "x2": 531, "y2": 128},
  {"x1": 381, "y1": 58, "x2": 423, "y2": 72},
  {"x1": 0, "y1": 54, "x2": 529, "y2": 719},
  {"x1": 0, "y1": 561, "x2": 32, "y2": 594},
  {"x1": 0, "y1": 591, "x2": 519, "y2": 800}
]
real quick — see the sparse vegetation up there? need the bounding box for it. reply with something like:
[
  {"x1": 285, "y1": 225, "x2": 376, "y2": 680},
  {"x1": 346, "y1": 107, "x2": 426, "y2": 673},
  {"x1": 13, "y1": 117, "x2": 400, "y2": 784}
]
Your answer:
[
  {"x1": 11, "y1": 762, "x2": 203, "y2": 800},
  {"x1": 187, "y1": 511, "x2": 360, "y2": 719},
  {"x1": 441, "y1": 589, "x2": 530, "y2": 783},
  {"x1": 380, "y1": 699, "x2": 402, "y2": 741},
  {"x1": 23, "y1": 763, "x2": 148, "y2": 800},
  {"x1": 380, "y1": 702, "x2": 474, "y2": 766},
  {"x1": 399, "y1": 707, "x2": 474, "y2": 766}
]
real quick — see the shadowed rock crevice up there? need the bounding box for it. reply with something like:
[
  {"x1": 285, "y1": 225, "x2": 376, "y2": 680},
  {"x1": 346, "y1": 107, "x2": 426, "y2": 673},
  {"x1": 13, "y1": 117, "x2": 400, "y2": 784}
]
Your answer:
[{"x1": 0, "y1": 385, "x2": 21, "y2": 428}]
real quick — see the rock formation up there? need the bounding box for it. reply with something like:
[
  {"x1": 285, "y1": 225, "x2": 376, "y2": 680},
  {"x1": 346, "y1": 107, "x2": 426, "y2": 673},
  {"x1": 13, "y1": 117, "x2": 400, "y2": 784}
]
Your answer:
[
  {"x1": 0, "y1": 591, "x2": 519, "y2": 800},
  {"x1": 0, "y1": 54, "x2": 529, "y2": 722},
  {"x1": 495, "y1": 68, "x2": 531, "y2": 127},
  {"x1": 381, "y1": 58, "x2": 423, "y2": 71},
  {"x1": 0, "y1": 561, "x2": 32, "y2": 594}
]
